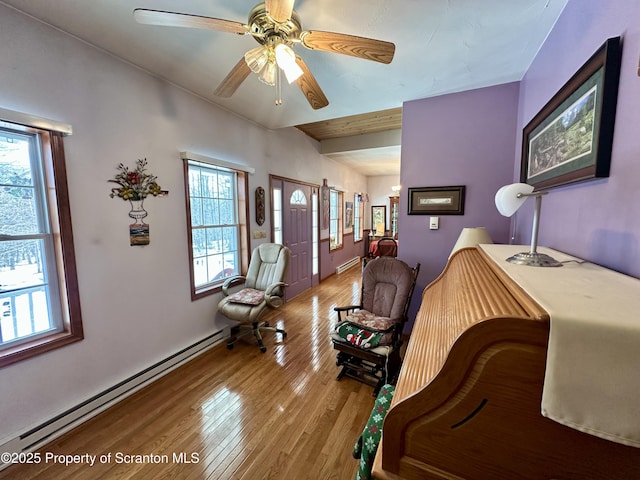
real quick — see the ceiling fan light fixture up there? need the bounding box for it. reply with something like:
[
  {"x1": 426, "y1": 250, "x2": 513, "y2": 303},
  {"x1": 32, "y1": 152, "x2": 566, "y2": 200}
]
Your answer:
[
  {"x1": 274, "y1": 43, "x2": 303, "y2": 83},
  {"x1": 258, "y1": 59, "x2": 277, "y2": 86},
  {"x1": 244, "y1": 45, "x2": 270, "y2": 73},
  {"x1": 136, "y1": 3, "x2": 394, "y2": 111}
]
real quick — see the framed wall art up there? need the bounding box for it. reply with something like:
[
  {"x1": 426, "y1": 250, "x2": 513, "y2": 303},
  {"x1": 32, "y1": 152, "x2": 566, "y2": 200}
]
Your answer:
[
  {"x1": 321, "y1": 178, "x2": 330, "y2": 230},
  {"x1": 521, "y1": 36, "x2": 622, "y2": 190},
  {"x1": 371, "y1": 205, "x2": 386, "y2": 234},
  {"x1": 408, "y1": 186, "x2": 465, "y2": 215},
  {"x1": 345, "y1": 201, "x2": 353, "y2": 229}
]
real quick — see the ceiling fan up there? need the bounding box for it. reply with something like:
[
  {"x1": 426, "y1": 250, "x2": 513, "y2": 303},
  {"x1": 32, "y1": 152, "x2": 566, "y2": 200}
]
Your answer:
[{"x1": 133, "y1": 0, "x2": 396, "y2": 109}]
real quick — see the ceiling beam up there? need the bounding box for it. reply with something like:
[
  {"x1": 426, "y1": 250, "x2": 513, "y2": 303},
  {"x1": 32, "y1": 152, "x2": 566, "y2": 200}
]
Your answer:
[{"x1": 319, "y1": 128, "x2": 401, "y2": 155}]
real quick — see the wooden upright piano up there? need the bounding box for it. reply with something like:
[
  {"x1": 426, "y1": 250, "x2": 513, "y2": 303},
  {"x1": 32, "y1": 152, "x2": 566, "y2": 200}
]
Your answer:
[{"x1": 372, "y1": 245, "x2": 640, "y2": 480}]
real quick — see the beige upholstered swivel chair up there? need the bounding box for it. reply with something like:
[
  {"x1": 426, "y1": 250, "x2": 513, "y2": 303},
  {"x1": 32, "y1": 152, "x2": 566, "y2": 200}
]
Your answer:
[
  {"x1": 218, "y1": 243, "x2": 290, "y2": 353},
  {"x1": 331, "y1": 256, "x2": 419, "y2": 394}
]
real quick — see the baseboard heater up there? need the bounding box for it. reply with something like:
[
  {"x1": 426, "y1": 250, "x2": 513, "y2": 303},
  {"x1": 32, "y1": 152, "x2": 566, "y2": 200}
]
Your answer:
[
  {"x1": 336, "y1": 256, "x2": 361, "y2": 274},
  {"x1": 0, "y1": 327, "x2": 230, "y2": 465}
]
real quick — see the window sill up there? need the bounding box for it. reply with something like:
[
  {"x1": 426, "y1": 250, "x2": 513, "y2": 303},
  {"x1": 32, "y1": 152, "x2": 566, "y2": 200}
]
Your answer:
[
  {"x1": 192, "y1": 283, "x2": 223, "y2": 301},
  {"x1": 0, "y1": 330, "x2": 83, "y2": 368}
]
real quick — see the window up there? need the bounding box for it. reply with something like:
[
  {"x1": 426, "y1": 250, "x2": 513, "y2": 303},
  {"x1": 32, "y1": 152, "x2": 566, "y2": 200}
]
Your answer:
[
  {"x1": 0, "y1": 119, "x2": 82, "y2": 367},
  {"x1": 290, "y1": 189, "x2": 307, "y2": 205},
  {"x1": 273, "y1": 187, "x2": 282, "y2": 245},
  {"x1": 312, "y1": 189, "x2": 318, "y2": 275},
  {"x1": 353, "y1": 195, "x2": 363, "y2": 242},
  {"x1": 329, "y1": 189, "x2": 343, "y2": 250},
  {"x1": 184, "y1": 158, "x2": 249, "y2": 299}
]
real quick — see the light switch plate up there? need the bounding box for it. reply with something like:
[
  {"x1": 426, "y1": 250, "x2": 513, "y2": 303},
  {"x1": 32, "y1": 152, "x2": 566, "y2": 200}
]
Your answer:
[{"x1": 429, "y1": 217, "x2": 439, "y2": 230}]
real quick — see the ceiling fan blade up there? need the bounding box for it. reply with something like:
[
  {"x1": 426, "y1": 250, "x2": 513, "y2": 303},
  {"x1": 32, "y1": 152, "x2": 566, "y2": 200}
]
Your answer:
[
  {"x1": 300, "y1": 31, "x2": 395, "y2": 64},
  {"x1": 214, "y1": 58, "x2": 252, "y2": 98},
  {"x1": 265, "y1": 0, "x2": 295, "y2": 23},
  {"x1": 294, "y1": 56, "x2": 329, "y2": 110},
  {"x1": 134, "y1": 9, "x2": 248, "y2": 35}
]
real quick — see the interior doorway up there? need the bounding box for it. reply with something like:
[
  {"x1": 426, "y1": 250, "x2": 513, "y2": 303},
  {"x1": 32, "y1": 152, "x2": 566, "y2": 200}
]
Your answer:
[{"x1": 270, "y1": 176, "x2": 319, "y2": 299}]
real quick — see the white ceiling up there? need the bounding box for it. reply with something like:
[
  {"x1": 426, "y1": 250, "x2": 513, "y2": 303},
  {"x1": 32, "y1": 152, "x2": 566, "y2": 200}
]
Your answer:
[{"x1": 1, "y1": 0, "x2": 568, "y2": 175}]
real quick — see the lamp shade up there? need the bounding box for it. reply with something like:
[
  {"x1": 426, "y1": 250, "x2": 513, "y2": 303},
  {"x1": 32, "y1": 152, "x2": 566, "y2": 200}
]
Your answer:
[
  {"x1": 495, "y1": 183, "x2": 534, "y2": 217},
  {"x1": 450, "y1": 227, "x2": 493, "y2": 258}
]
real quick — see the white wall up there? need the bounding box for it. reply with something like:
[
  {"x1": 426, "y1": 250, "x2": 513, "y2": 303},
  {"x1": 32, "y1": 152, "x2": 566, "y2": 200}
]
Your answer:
[
  {"x1": 365, "y1": 175, "x2": 400, "y2": 229},
  {"x1": 0, "y1": 5, "x2": 366, "y2": 443}
]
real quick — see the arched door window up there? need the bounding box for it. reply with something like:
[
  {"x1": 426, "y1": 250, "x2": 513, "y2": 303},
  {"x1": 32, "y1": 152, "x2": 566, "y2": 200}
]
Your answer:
[{"x1": 290, "y1": 189, "x2": 307, "y2": 205}]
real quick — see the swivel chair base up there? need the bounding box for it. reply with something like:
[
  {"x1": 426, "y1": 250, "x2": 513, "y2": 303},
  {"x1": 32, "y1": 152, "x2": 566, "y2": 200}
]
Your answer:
[{"x1": 227, "y1": 321, "x2": 287, "y2": 353}]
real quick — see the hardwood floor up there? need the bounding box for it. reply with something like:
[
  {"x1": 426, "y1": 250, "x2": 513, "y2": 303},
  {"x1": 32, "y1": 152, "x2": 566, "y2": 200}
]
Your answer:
[{"x1": 0, "y1": 266, "x2": 375, "y2": 480}]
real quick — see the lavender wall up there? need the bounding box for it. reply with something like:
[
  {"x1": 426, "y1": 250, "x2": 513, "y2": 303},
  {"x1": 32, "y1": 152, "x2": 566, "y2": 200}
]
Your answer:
[
  {"x1": 514, "y1": 0, "x2": 640, "y2": 277},
  {"x1": 400, "y1": 82, "x2": 520, "y2": 327},
  {"x1": 319, "y1": 234, "x2": 364, "y2": 280}
]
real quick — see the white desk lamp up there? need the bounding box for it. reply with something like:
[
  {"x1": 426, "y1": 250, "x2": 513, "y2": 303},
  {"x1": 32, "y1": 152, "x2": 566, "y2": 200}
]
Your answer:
[{"x1": 494, "y1": 183, "x2": 562, "y2": 267}]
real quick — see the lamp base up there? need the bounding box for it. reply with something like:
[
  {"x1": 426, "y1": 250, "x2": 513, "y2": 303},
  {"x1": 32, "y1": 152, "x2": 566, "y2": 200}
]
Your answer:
[{"x1": 506, "y1": 251, "x2": 563, "y2": 267}]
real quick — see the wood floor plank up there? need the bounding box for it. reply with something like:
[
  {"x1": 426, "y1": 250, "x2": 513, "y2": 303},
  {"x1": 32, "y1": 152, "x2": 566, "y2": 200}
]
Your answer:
[{"x1": 0, "y1": 266, "x2": 374, "y2": 480}]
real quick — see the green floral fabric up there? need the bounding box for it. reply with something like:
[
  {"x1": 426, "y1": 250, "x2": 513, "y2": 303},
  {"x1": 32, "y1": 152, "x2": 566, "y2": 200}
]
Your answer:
[{"x1": 353, "y1": 384, "x2": 395, "y2": 480}]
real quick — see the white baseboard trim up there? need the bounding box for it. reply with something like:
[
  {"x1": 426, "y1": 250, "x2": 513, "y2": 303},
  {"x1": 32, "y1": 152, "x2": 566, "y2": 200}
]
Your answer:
[{"x1": 0, "y1": 327, "x2": 230, "y2": 468}]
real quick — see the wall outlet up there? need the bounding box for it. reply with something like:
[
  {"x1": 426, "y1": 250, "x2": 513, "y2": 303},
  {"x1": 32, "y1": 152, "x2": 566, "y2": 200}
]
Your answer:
[
  {"x1": 429, "y1": 217, "x2": 439, "y2": 230},
  {"x1": 252, "y1": 230, "x2": 267, "y2": 239}
]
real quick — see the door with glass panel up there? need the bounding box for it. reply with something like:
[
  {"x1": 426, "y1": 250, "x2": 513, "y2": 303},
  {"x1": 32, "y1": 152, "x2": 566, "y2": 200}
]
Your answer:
[{"x1": 271, "y1": 177, "x2": 318, "y2": 299}]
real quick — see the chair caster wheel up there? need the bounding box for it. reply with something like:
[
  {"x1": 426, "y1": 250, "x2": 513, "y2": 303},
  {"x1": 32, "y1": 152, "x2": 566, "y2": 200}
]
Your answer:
[
  {"x1": 227, "y1": 343, "x2": 234, "y2": 350},
  {"x1": 260, "y1": 346, "x2": 267, "y2": 353}
]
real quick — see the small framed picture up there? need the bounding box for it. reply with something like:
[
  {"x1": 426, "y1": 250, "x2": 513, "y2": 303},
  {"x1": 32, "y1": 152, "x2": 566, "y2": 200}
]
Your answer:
[
  {"x1": 130, "y1": 223, "x2": 150, "y2": 246},
  {"x1": 408, "y1": 186, "x2": 465, "y2": 215},
  {"x1": 345, "y1": 201, "x2": 353, "y2": 229},
  {"x1": 371, "y1": 205, "x2": 387, "y2": 233}
]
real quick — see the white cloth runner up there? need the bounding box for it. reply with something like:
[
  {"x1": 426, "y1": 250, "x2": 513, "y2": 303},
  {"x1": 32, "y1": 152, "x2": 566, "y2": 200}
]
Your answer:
[{"x1": 480, "y1": 244, "x2": 640, "y2": 447}]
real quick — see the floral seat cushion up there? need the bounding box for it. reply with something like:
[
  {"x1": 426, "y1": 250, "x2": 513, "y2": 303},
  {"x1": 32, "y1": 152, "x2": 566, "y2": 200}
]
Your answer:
[
  {"x1": 344, "y1": 310, "x2": 394, "y2": 332},
  {"x1": 226, "y1": 288, "x2": 265, "y2": 305}
]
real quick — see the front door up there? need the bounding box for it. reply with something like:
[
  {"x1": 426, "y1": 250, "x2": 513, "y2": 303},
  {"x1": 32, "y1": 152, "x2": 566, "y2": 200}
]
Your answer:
[{"x1": 282, "y1": 181, "x2": 313, "y2": 299}]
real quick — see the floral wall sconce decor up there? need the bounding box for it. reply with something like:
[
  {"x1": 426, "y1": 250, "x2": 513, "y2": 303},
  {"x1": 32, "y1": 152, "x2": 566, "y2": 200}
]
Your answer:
[{"x1": 109, "y1": 158, "x2": 168, "y2": 246}]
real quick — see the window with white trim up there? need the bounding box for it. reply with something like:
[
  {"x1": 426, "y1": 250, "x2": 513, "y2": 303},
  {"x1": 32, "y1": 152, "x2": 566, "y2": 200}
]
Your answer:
[
  {"x1": 184, "y1": 159, "x2": 249, "y2": 299},
  {"x1": 329, "y1": 189, "x2": 343, "y2": 250},
  {"x1": 353, "y1": 195, "x2": 363, "y2": 242},
  {"x1": 0, "y1": 119, "x2": 82, "y2": 367}
]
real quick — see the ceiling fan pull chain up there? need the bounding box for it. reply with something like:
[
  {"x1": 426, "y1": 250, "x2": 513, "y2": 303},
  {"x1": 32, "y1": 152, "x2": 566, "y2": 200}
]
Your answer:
[{"x1": 275, "y1": 67, "x2": 282, "y2": 106}]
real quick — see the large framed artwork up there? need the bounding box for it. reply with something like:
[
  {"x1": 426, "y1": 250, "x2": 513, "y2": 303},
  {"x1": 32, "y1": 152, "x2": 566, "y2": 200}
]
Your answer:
[
  {"x1": 408, "y1": 186, "x2": 465, "y2": 215},
  {"x1": 521, "y1": 36, "x2": 622, "y2": 190}
]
